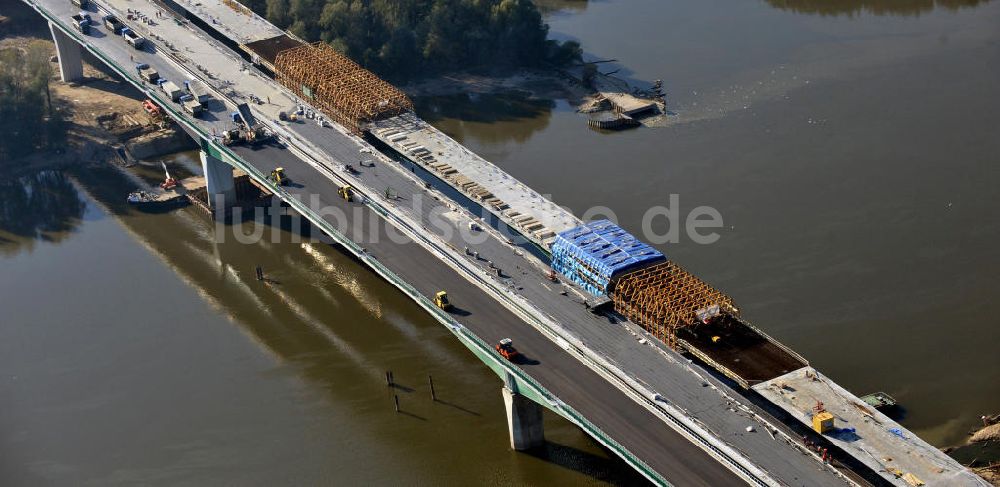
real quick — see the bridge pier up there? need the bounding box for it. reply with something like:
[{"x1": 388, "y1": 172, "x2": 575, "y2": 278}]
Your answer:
[
  {"x1": 200, "y1": 150, "x2": 236, "y2": 210},
  {"x1": 502, "y1": 386, "x2": 545, "y2": 450},
  {"x1": 49, "y1": 23, "x2": 83, "y2": 82}
]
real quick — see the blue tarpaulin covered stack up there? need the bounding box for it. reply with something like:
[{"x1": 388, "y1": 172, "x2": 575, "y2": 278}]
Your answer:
[{"x1": 550, "y1": 220, "x2": 665, "y2": 296}]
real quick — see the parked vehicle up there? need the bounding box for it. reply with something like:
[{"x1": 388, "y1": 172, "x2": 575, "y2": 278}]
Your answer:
[
  {"x1": 180, "y1": 94, "x2": 202, "y2": 116},
  {"x1": 122, "y1": 28, "x2": 144, "y2": 49},
  {"x1": 184, "y1": 79, "x2": 211, "y2": 106},
  {"x1": 103, "y1": 14, "x2": 123, "y2": 34},
  {"x1": 71, "y1": 0, "x2": 89, "y2": 9},
  {"x1": 142, "y1": 99, "x2": 162, "y2": 118},
  {"x1": 136, "y1": 63, "x2": 159, "y2": 83},
  {"x1": 71, "y1": 12, "x2": 91, "y2": 35},
  {"x1": 159, "y1": 80, "x2": 183, "y2": 102}
]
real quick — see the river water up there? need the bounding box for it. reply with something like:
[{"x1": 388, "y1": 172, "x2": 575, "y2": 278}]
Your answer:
[
  {"x1": 2, "y1": 0, "x2": 999, "y2": 485},
  {"x1": 427, "y1": 0, "x2": 1000, "y2": 448},
  {"x1": 0, "y1": 160, "x2": 646, "y2": 485}
]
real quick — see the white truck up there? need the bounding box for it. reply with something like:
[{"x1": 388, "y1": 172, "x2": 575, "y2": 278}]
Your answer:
[
  {"x1": 160, "y1": 80, "x2": 183, "y2": 102},
  {"x1": 122, "y1": 28, "x2": 145, "y2": 49},
  {"x1": 136, "y1": 63, "x2": 159, "y2": 84},
  {"x1": 180, "y1": 94, "x2": 203, "y2": 117},
  {"x1": 70, "y1": 12, "x2": 91, "y2": 35},
  {"x1": 184, "y1": 79, "x2": 211, "y2": 106},
  {"x1": 103, "y1": 14, "x2": 124, "y2": 35}
]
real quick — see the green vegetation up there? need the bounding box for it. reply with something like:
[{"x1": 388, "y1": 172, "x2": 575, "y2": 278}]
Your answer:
[
  {"x1": 238, "y1": 0, "x2": 583, "y2": 81},
  {"x1": 0, "y1": 41, "x2": 67, "y2": 161}
]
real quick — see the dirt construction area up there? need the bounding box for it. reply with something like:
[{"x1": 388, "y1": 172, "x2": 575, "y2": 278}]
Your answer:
[{"x1": 2, "y1": 2, "x2": 191, "y2": 171}]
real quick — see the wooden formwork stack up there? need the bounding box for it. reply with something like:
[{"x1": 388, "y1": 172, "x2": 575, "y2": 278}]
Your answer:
[
  {"x1": 273, "y1": 43, "x2": 413, "y2": 133},
  {"x1": 611, "y1": 261, "x2": 737, "y2": 349}
]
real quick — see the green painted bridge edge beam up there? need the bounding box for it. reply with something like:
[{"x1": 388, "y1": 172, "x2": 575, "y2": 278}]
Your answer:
[{"x1": 29, "y1": 5, "x2": 667, "y2": 484}]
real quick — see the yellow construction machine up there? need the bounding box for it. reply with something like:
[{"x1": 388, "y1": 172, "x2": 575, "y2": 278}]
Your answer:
[
  {"x1": 339, "y1": 185, "x2": 353, "y2": 202},
  {"x1": 434, "y1": 291, "x2": 451, "y2": 310},
  {"x1": 269, "y1": 167, "x2": 288, "y2": 186}
]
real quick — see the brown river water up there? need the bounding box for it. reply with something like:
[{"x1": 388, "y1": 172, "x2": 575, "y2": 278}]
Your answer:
[{"x1": 2, "y1": 0, "x2": 999, "y2": 484}]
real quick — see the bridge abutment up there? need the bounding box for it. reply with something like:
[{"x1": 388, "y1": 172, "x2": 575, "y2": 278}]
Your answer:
[
  {"x1": 200, "y1": 150, "x2": 236, "y2": 210},
  {"x1": 502, "y1": 386, "x2": 545, "y2": 450},
  {"x1": 49, "y1": 23, "x2": 83, "y2": 82}
]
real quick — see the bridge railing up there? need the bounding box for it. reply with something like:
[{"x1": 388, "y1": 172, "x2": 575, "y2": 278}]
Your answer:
[{"x1": 29, "y1": 4, "x2": 668, "y2": 484}]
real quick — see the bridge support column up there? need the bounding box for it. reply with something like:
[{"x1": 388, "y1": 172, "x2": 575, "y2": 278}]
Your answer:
[
  {"x1": 502, "y1": 386, "x2": 545, "y2": 450},
  {"x1": 200, "y1": 150, "x2": 236, "y2": 209},
  {"x1": 49, "y1": 23, "x2": 83, "y2": 82}
]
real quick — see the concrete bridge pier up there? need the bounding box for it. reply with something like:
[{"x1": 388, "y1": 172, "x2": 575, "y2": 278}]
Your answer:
[
  {"x1": 49, "y1": 23, "x2": 83, "y2": 82},
  {"x1": 502, "y1": 386, "x2": 545, "y2": 450},
  {"x1": 200, "y1": 150, "x2": 236, "y2": 210}
]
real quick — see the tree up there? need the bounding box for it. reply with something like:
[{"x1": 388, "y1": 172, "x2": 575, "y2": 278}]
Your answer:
[
  {"x1": 243, "y1": 0, "x2": 583, "y2": 82},
  {"x1": 265, "y1": 0, "x2": 291, "y2": 28},
  {"x1": 0, "y1": 45, "x2": 66, "y2": 162}
]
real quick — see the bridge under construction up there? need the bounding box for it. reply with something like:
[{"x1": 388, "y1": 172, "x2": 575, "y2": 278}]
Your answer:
[{"x1": 22, "y1": 0, "x2": 989, "y2": 484}]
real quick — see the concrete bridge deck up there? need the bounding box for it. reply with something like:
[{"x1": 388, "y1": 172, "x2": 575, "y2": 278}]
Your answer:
[{"x1": 26, "y1": 0, "x2": 986, "y2": 485}]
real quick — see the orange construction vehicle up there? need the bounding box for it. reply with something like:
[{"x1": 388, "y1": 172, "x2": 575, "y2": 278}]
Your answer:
[
  {"x1": 159, "y1": 162, "x2": 179, "y2": 190},
  {"x1": 142, "y1": 99, "x2": 162, "y2": 118},
  {"x1": 496, "y1": 338, "x2": 520, "y2": 361}
]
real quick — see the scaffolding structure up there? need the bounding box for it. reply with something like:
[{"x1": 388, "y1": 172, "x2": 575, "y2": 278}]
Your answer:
[
  {"x1": 612, "y1": 261, "x2": 738, "y2": 349},
  {"x1": 273, "y1": 43, "x2": 413, "y2": 132}
]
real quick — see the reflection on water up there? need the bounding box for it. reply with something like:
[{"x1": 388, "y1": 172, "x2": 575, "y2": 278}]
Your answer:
[
  {"x1": 0, "y1": 154, "x2": 644, "y2": 485},
  {"x1": 415, "y1": 91, "x2": 556, "y2": 145},
  {"x1": 0, "y1": 171, "x2": 86, "y2": 255},
  {"x1": 535, "y1": 0, "x2": 590, "y2": 15},
  {"x1": 765, "y1": 0, "x2": 991, "y2": 16}
]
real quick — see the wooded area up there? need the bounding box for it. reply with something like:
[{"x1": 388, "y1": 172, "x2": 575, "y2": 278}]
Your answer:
[
  {"x1": 236, "y1": 0, "x2": 583, "y2": 81},
  {"x1": 0, "y1": 41, "x2": 67, "y2": 161}
]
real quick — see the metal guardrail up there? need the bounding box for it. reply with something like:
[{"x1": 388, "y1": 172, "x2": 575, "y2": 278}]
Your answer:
[{"x1": 28, "y1": 4, "x2": 669, "y2": 485}]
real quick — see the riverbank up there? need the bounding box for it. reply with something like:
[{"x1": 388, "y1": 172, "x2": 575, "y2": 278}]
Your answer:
[
  {"x1": 965, "y1": 415, "x2": 1000, "y2": 485},
  {"x1": 399, "y1": 65, "x2": 667, "y2": 128},
  {"x1": 1, "y1": 8, "x2": 193, "y2": 176},
  {"x1": 401, "y1": 69, "x2": 589, "y2": 103}
]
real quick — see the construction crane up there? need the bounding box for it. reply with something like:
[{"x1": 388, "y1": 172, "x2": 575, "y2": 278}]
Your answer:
[{"x1": 159, "y1": 161, "x2": 179, "y2": 190}]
